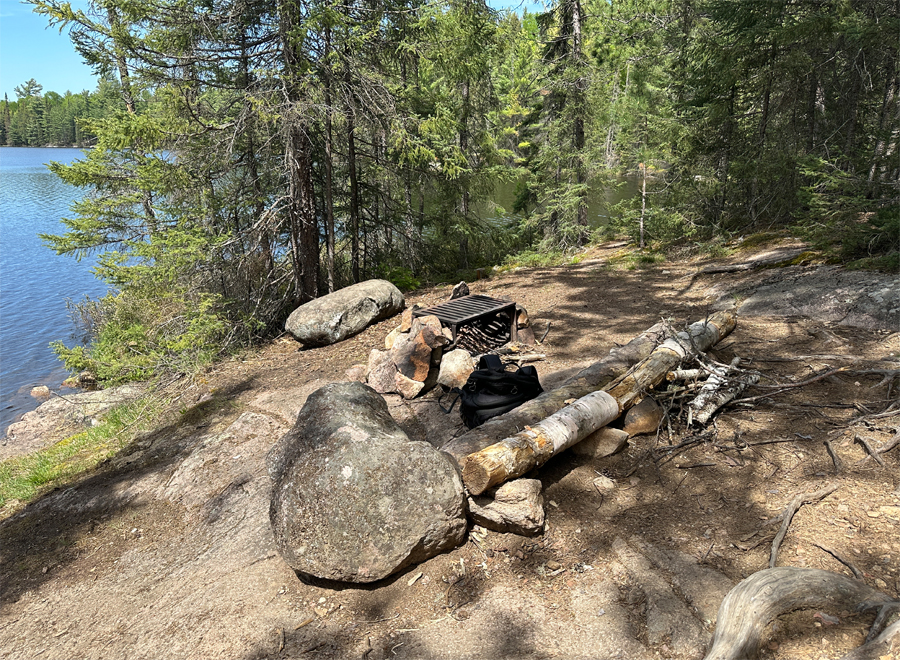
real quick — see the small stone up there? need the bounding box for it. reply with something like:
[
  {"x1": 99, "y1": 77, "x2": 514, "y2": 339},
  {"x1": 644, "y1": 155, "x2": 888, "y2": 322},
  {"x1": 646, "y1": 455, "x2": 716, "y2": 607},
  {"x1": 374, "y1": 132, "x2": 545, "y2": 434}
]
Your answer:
[
  {"x1": 592, "y1": 475, "x2": 616, "y2": 491},
  {"x1": 30, "y1": 385, "x2": 51, "y2": 400},
  {"x1": 367, "y1": 349, "x2": 398, "y2": 394},
  {"x1": 866, "y1": 510, "x2": 881, "y2": 518},
  {"x1": 384, "y1": 327, "x2": 404, "y2": 350},
  {"x1": 546, "y1": 560, "x2": 562, "y2": 571},
  {"x1": 437, "y1": 349, "x2": 475, "y2": 390},
  {"x1": 623, "y1": 397, "x2": 663, "y2": 436},
  {"x1": 395, "y1": 372, "x2": 425, "y2": 399},
  {"x1": 345, "y1": 364, "x2": 367, "y2": 382},
  {"x1": 450, "y1": 282, "x2": 470, "y2": 299}
]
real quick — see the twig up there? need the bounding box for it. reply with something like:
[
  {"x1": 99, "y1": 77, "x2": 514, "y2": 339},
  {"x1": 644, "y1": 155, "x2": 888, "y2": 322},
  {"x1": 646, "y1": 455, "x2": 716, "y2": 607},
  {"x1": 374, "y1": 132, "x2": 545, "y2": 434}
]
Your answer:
[
  {"x1": 360, "y1": 613, "x2": 400, "y2": 624},
  {"x1": 855, "y1": 435, "x2": 886, "y2": 467},
  {"x1": 538, "y1": 321, "x2": 551, "y2": 343},
  {"x1": 813, "y1": 543, "x2": 864, "y2": 579},
  {"x1": 866, "y1": 601, "x2": 900, "y2": 644},
  {"x1": 769, "y1": 484, "x2": 839, "y2": 569},
  {"x1": 823, "y1": 438, "x2": 844, "y2": 473},
  {"x1": 732, "y1": 367, "x2": 849, "y2": 405},
  {"x1": 876, "y1": 430, "x2": 900, "y2": 456}
]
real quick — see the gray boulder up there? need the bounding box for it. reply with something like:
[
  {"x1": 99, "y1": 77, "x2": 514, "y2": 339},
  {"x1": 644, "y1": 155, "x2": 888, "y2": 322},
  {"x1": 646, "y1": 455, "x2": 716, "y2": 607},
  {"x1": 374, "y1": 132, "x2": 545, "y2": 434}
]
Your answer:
[
  {"x1": 267, "y1": 382, "x2": 467, "y2": 583},
  {"x1": 285, "y1": 279, "x2": 404, "y2": 347}
]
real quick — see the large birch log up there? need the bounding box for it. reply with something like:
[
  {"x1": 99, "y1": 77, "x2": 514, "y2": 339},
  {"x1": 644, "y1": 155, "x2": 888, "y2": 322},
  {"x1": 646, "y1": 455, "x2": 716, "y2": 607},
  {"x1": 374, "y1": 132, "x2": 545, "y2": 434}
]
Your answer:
[
  {"x1": 460, "y1": 311, "x2": 737, "y2": 494},
  {"x1": 441, "y1": 322, "x2": 667, "y2": 462},
  {"x1": 703, "y1": 567, "x2": 894, "y2": 660},
  {"x1": 603, "y1": 310, "x2": 737, "y2": 410},
  {"x1": 461, "y1": 391, "x2": 621, "y2": 494}
]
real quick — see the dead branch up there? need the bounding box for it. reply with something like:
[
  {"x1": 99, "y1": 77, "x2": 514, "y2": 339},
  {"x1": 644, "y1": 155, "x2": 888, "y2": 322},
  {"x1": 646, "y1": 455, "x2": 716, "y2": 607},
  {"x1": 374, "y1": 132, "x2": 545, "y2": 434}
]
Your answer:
[
  {"x1": 855, "y1": 434, "x2": 886, "y2": 467},
  {"x1": 823, "y1": 438, "x2": 844, "y2": 472},
  {"x1": 769, "y1": 484, "x2": 839, "y2": 568},
  {"x1": 876, "y1": 430, "x2": 900, "y2": 456},
  {"x1": 839, "y1": 617, "x2": 900, "y2": 660},
  {"x1": 813, "y1": 543, "x2": 864, "y2": 579},
  {"x1": 538, "y1": 321, "x2": 551, "y2": 343},
  {"x1": 667, "y1": 368, "x2": 704, "y2": 381},
  {"x1": 866, "y1": 601, "x2": 900, "y2": 644},
  {"x1": 729, "y1": 366, "x2": 850, "y2": 405},
  {"x1": 703, "y1": 567, "x2": 893, "y2": 660}
]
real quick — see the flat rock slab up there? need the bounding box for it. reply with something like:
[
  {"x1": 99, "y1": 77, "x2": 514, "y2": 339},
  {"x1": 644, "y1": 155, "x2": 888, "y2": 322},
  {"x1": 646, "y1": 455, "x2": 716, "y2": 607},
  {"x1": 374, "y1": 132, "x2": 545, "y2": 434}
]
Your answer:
[
  {"x1": 712, "y1": 265, "x2": 900, "y2": 330},
  {"x1": 285, "y1": 279, "x2": 404, "y2": 347},
  {"x1": 1, "y1": 384, "x2": 145, "y2": 461},
  {"x1": 267, "y1": 382, "x2": 466, "y2": 583}
]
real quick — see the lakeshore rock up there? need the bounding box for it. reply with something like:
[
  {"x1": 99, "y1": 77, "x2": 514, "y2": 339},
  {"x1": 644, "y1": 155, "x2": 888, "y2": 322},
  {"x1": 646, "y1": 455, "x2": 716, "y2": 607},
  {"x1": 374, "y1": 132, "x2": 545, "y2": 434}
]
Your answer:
[
  {"x1": 1, "y1": 384, "x2": 146, "y2": 461},
  {"x1": 285, "y1": 279, "x2": 404, "y2": 347},
  {"x1": 267, "y1": 382, "x2": 467, "y2": 583}
]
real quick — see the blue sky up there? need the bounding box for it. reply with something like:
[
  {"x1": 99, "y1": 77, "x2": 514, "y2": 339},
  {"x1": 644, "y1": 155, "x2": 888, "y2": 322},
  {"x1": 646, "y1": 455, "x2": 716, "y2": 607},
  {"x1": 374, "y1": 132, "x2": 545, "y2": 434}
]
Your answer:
[{"x1": 1, "y1": 0, "x2": 544, "y2": 100}]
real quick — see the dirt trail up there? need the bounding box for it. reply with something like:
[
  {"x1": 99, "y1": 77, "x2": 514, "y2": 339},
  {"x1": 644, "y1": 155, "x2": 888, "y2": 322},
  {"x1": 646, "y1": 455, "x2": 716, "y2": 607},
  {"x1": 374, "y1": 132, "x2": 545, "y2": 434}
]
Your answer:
[{"x1": 1, "y1": 241, "x2": 898, "y2": 660}]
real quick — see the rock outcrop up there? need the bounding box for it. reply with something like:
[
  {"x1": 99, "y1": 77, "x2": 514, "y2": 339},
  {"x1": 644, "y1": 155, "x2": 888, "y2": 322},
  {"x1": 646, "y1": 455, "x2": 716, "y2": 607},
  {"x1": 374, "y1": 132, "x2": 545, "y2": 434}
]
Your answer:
[
  {"x1": 285, "y1": 279, "x2": 404, "y2": 347},
  {"x1": 267, "y1": 382, "x2": 466, "y2": 583}
]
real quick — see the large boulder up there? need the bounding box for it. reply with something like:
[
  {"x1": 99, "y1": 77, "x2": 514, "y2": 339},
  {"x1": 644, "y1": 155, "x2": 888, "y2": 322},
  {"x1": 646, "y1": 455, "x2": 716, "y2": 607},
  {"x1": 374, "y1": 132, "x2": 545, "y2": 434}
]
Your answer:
[
  {"x1": 285, "y1": 279, "x2": 404, "y2": 347},
  {"x1": 267, "y1": 382, "x2": 467, "y2": 583}
]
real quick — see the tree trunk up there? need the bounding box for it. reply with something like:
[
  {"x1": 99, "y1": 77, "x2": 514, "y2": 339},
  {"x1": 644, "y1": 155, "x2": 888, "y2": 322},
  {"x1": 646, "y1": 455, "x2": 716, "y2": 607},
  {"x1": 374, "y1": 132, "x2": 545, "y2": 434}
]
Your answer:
[
  {"x1": 441, "y1": 321, "x2": 667, "y2": 462},
  {"x1": 279, "y1": 0, "x2": 318, "y2": 303},
  {"x1": 323, "y1": 25, "x2": 336, "y2": 293},
  {"x1": 703, "y1": 567, "x2": 894, "y2": 660},
  {"x1": 346, "y1": 51, "x2": 361, "y2": 284},
  {"x1": 459, "y1": 310, "x2": 736, "y2": 494}
]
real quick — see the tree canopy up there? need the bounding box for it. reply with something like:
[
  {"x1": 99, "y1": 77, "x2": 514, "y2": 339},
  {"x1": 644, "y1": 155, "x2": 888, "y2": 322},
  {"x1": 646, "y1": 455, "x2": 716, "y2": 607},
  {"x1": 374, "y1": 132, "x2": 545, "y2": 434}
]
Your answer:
[{"x1": 23, "y1": 0, "x2": 897, "y2": 383}]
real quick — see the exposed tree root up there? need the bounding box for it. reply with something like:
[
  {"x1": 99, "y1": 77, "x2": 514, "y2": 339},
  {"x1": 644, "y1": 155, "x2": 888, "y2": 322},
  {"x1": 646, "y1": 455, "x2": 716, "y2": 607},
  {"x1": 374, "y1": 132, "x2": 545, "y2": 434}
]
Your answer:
[{"x1": 704, "y1": 567, "x2": 895, "y2": 660}]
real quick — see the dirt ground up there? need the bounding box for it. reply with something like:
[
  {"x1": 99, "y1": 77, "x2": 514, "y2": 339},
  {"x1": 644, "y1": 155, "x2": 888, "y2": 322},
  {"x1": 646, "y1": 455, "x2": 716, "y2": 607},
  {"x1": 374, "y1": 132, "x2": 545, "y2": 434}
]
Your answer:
[{"x1": 1, "y1": 240, "x2": 898, "y2": 660}]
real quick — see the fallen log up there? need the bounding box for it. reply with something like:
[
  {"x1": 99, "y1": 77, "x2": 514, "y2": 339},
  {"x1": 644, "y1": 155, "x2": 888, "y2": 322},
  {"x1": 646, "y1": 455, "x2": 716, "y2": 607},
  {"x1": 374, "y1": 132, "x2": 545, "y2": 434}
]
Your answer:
[
  {"x1": 704, "y1": 567, "x2": 894, "y2": 660},
  {"x1": 460, "y1": 311, "x2": 737, "y2": 494},
  {"x1": 441, "y1": 321, "x2": 667, "y2": 462}
]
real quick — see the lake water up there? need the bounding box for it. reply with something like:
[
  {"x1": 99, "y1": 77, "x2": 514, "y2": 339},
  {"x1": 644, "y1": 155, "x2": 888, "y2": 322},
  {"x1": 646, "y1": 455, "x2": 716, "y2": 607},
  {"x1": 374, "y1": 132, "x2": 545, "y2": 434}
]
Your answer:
[{"x1": 0, "y1": 147, "x2": 110, "y2": 436}]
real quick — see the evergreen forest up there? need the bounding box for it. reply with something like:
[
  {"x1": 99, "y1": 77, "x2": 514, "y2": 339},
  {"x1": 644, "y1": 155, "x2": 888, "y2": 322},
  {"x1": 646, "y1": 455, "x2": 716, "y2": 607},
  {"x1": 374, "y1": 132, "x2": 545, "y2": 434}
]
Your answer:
[
  {"x1": 25, "y1": 0, "x2": 899, "y2": 384},
  {"x1": 1, "y1": 78, "x2": 131, "y2": 147}
]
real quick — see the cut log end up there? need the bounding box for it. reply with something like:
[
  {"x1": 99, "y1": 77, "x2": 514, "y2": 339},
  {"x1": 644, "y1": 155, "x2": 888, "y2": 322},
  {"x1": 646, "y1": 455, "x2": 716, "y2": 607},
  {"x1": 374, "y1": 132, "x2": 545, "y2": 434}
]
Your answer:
[{"x1": 461, "y1": 458, "x2": 494, "y2": 496}]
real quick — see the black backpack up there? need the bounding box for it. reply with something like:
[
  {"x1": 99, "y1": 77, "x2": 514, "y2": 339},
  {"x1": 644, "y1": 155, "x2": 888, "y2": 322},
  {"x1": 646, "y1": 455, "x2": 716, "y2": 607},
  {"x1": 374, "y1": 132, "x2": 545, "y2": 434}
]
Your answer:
[{"x1": 456, "y1": 354, "x2": 543, "y2": 429}]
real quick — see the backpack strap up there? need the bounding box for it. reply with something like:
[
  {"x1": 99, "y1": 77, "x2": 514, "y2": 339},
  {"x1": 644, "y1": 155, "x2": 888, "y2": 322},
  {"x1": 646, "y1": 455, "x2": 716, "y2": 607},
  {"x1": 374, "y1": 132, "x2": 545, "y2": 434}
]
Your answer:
[
  {"x1": 438, "y1": 387, "x2": 462, "y2": 414},
  {"x1": 478, "y1": 353, "x2": 505, "y2": 372}
]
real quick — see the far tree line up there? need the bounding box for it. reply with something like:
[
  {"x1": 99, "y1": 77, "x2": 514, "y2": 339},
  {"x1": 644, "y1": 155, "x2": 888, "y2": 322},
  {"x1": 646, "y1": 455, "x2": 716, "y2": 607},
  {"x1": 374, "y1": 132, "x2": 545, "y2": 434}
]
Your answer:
[{"x1": 0, "y1": 77, "x2": 134, "y2": 147}]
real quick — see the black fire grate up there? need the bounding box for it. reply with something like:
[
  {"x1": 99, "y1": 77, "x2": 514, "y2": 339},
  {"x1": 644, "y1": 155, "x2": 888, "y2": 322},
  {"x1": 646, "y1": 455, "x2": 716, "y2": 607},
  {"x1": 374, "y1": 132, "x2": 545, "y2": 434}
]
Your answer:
[{"x1": 412, "y1": 295, "x2": 517, "y2": 351}]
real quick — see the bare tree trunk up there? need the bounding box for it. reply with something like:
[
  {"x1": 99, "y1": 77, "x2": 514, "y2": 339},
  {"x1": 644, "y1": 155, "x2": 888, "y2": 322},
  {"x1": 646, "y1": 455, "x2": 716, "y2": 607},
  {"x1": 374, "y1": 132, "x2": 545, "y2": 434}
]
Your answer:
[
  {"x1": 323, "y1": 25, "x2": 336, "y2": 293},
  {"x1": 279, "y1": 0, "x2": 318, "y2": 303},
  {"x1": 345, "y1": 50, "x2": 361, "y2": 284},
  {"x1": 639, "y1": 163, "x2": 646, "y2": 249}
]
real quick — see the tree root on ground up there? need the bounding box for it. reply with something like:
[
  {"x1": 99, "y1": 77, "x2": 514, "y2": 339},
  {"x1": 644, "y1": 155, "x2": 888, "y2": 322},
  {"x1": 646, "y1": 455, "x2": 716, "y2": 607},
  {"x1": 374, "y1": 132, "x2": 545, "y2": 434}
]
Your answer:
[{"x1": 704, "y1": 567, "x2": 898, "y2": 660}]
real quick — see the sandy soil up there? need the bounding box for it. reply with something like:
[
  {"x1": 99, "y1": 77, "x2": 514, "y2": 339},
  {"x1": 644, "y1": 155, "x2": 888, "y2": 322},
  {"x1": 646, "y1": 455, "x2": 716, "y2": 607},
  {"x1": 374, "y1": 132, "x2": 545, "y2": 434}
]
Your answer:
[{"x1": 1, "y1": 240, "x2": 898, "y2": 660}]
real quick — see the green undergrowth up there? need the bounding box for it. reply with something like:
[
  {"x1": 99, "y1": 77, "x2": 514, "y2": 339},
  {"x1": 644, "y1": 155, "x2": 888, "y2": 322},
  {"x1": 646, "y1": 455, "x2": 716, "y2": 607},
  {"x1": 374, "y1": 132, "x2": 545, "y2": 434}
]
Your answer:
[
  {"x1": 0, "y1": 396, "x2": 160, "y2": 513},
  {"x1": 605, "y1": 249, "x2": 666, "y2": 270}
]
